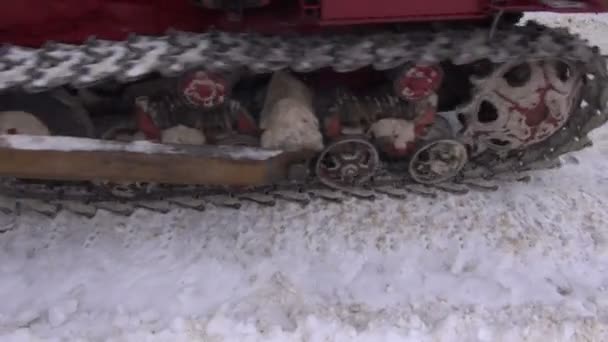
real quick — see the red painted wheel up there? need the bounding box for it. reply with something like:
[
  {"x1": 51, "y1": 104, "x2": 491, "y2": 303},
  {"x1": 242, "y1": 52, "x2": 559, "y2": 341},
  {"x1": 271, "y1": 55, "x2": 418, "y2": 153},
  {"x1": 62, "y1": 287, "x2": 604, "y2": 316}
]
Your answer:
[
  {"x1": 394, "y1": 64, "x2": 443, "y2": 101},
  {"x1": 459, "y1": 58, "x2": 584, "y2": 155},
  {"x1": 178, "y1": 70, "x2": 228, "y2": 109}
]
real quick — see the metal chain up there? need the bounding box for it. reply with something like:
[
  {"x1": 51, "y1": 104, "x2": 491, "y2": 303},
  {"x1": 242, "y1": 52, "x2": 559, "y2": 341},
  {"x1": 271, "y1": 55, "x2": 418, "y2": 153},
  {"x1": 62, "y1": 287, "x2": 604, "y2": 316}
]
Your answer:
[
  {"x1": 0, "y1": 22, "x2": 597, "y2": 92},
  {"x1": 0, "y1": 21, "x2": 607, "y2": 217}
]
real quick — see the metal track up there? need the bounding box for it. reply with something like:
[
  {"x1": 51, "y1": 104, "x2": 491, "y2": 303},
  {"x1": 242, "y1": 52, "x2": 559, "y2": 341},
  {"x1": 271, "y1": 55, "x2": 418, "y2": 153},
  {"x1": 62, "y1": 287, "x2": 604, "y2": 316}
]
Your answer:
[
  {"x1": 0, "y1": 20, "x2": 607, "y2": 218},
  {"x1": 0, "y1": 171, "x2": 532, "y2": 218},
  {"x1": 0, "y1": 21, "x2": 600, "y2": 92}
]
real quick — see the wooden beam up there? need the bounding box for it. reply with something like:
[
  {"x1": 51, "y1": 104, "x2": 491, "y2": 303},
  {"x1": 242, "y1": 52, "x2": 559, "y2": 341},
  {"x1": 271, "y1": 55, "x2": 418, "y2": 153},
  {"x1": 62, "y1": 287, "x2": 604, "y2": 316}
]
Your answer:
[{"x1": 0, "y1": 135, "x2": 307, "y2": 186}]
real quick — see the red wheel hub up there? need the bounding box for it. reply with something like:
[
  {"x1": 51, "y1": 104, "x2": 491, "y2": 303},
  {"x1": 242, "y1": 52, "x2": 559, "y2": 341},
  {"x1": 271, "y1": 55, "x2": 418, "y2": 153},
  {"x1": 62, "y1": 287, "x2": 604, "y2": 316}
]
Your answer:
[
  {"x1": 394, "y1": 64, "x2": 443, "y2": 101},
  {"x1": 179, "y1": 70, "x2": 228, "y2": 109}
]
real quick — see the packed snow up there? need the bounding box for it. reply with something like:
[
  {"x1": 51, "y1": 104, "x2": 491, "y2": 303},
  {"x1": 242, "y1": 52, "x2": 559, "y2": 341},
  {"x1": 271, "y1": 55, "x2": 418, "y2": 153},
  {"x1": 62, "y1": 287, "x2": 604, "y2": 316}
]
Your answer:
[{"x1": 1, "y1": 13, "x2": 608, "y2": 342}]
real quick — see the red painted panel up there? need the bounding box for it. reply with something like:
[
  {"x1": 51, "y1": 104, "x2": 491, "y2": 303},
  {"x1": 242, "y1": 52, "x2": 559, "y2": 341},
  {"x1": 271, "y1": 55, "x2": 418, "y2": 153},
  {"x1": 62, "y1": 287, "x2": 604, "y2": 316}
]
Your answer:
[
  {"x1": 0, "y1": 0, "x2": 211, "y2": 47},
  {"x1": 1, "y1": 0, "x2": 607, "y2": 48},
  {"x1": 0, "y1": 0, "x2": 100, "y2": 31},
  {"x1": 321, "y1": 0, "x2": 487, "y2": 20}
]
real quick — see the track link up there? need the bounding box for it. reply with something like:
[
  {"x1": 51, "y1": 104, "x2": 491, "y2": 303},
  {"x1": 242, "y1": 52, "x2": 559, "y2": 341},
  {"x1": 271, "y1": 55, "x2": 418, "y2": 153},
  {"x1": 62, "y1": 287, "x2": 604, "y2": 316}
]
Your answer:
[
  {"x1": 0, "y1": 21, "x2": 600, "y2": 92},
  {"x1": 1, "y1": 175, "x2": 531, "y2": 218}
]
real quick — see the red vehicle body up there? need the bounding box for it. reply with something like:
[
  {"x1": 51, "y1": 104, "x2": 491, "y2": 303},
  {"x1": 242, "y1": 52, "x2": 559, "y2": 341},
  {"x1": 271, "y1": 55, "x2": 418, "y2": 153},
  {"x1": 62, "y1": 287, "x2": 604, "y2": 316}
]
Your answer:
[{"x1": 1, "y1": 0, "x2": 606, "y2": 47}]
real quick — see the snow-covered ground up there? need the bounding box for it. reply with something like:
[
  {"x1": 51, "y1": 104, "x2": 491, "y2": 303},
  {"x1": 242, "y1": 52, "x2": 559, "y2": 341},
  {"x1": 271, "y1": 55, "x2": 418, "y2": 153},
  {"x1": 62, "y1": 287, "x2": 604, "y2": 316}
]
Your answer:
[{"x1": 1, "y1": 13, "x2": 608, "y2": 342}]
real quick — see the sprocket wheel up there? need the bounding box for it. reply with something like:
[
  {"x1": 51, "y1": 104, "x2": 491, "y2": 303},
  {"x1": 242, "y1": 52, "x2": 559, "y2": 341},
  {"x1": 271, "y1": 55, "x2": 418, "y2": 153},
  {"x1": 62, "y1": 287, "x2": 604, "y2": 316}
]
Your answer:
[
  {"x1": 459, "y1": 58, "x2": 584, "y2": 155},
  {"x1": 315, "y1": 137, "x2": 380, "y2": 190},
  {"x1": 408, "y1": 139, "x2": 468, "y2": 184}
]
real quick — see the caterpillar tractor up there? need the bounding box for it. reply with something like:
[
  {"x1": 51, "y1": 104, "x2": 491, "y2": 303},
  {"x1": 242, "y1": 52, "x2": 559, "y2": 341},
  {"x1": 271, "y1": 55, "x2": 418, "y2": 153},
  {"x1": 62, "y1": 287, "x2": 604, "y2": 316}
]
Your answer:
[{"x1": 0, "y1": 0, "x2": 607, "y2": 216}]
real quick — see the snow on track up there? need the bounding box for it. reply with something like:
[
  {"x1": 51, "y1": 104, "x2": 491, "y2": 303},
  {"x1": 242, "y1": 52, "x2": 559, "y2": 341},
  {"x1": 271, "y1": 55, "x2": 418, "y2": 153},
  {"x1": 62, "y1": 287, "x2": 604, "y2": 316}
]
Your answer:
[{"x1": 1, "y1": 13, "x2": 608, "y2": 342}]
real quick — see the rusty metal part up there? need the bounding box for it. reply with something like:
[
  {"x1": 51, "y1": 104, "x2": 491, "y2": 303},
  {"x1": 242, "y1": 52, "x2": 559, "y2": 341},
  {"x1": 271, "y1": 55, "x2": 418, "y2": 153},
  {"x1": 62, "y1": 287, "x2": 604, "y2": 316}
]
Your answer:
[
  {"x1": 324, "y1": 91, "x2": 429, "y2": 159},
  {"x1": 132, "y1": 91, "x2": 258, "y2": 144},
  {"x1": 326, "y1": 92, "x2": 418, "y2": 132}
]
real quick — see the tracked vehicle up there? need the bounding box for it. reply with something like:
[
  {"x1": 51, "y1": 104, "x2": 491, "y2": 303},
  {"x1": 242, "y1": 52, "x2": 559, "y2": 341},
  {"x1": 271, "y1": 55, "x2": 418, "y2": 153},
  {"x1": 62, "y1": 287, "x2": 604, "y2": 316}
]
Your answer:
[{"x1": 0, "y1": 0, "x2": 607, "y2": 216}]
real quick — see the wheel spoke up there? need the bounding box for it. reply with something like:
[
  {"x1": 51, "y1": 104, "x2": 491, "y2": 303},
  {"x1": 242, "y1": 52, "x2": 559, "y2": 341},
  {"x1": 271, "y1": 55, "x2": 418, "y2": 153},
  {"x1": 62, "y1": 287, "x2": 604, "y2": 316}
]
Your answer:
[
  {"x1": 409, "y1": 140, "x2": 468, "y2": 184},
  {"x1": 328, "y1": 155, "x2": 342, "y2": 170},
  {"x1": 315, "y1": 137, "x2": 379, "y2": 191}
]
